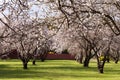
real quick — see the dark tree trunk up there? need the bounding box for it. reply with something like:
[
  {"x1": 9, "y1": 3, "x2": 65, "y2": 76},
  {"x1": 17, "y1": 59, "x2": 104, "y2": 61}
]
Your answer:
[
  {"x1": 83, "y1": 57, "x2": 90, "y2": 67},
  {"x1": 98, "y1": 64, "x2": 104, "y2": 73},
  {"x1": 106, "y1": 57, "x2": 110, "y2": 63},
  {"x1": 106, "y1": 52, "x2": 110, "y2": 63},
  {"x1": 40, "y1": 53, "x2": 48, "y2": 62},
  {"x1": 23, "y1": 61, "x2": 28, "y2": 69},
  {"x1": 19, "y1": 54, "x2": 29, "y2": 69},
  {"x1": 41, "y1": 58, "x2": 45, "y2": 62},
  {"x1": 110, "y1": 54, "x2": 119, "y2": 64},
  {"x1": 18, "y1": 51, "x2": 31, "y2": 69},
  {"x1": 115, "y1": 60, "x2": 118, "y2": 64},
  {"x1": 80, "y1": 53, "x2": 83, "y2": 64},
  {"x1": 32, "y1": 48, "x2": 38, "y2": 65},
  {"x1": 32, "y1": 60, "x2": 36, "y2": 65},
  {"x1": 115, "y1": 51, "x2": 119, "y2": 64},
  {"x1": 96, "y1": 48, "x2": 110, "y2": 73},
  {"x1": 76, "y1": 53, "x2": 83, "y2": 64},
  {"x1": 112, "y1": 56, "x2": 119, "y2": 64},
  {"x1": 83, "y1": 47, "x2": 94, "y2": 67},
  {"x1": 96, "y1": 56, "x2": 106, "y2": 74},
  {"x1": 79, "y1": 58, "x2": 83, "y2": 64},
  {"x1": 41, "y1": 54, "x2": 47, "y2": 62}
]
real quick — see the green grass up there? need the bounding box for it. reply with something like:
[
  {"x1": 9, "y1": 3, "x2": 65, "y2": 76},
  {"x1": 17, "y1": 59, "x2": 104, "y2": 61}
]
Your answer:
[{"x1": 0, "y1": 59, "x2": 120, "y2": 80}]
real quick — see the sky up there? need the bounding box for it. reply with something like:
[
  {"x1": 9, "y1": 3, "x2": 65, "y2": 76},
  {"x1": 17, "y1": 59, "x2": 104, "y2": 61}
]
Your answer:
[{"x1": 0, "y1": 0, "x2": 55, "y2": 19}]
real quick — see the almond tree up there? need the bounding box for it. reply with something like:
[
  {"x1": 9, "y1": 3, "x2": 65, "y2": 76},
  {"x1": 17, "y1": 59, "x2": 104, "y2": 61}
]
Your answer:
[
  {"x1": 110, "y1": 36, "x2": 120, "y2": 64},
  {"x1": 55, "y1": 0, "x2": 120, "y2": 73},
  {"x1": 0, "y1": 24, "x2": 11, "y2": 58},
  {"x1": 57, "y1": 0, "x2": 120, "y2": 35},
  {"x1": 0, "y1": 0, "x2": 60, "y2": 69}
]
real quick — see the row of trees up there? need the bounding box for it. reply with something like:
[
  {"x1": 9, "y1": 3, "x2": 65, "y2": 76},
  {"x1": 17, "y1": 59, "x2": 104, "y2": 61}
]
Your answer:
[
  {"x1": 0, "y1": 0, "x2": 60, "y2": 69},
  {"x1": 0, "y1": 0, "x2": 120, "y2": 73},
  {"x1": 56, "y1": 0, "x2": 120, "y2": 73}
]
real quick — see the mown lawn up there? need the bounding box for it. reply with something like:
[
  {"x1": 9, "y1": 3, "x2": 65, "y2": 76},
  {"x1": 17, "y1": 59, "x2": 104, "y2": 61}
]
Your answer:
[{"x1": 0, "y1": 59, "x2": 120, "y2": 80}]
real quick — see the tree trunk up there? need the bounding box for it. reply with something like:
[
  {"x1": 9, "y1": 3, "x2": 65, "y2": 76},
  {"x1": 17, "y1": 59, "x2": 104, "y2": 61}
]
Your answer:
[
  {"x1": 23, "y1": 61, "x2": 28, "y2": 69},
  {"x1": 96, "y1": 53, "x2": 106, "y2": 73},
  {"x1": 41, "y1": 58, "x2": 45, "y2": 62},
  {"x1": 80, "y1": 53, "x2": 83, "y2": 64},
  {"x1": 32, "y1": 48, "x2": 38, "y2": 65},
  {"x1": 40, "y1": 53, "x2": 48, "y2": 62},
  {"x1": 106, "y1": 53, "x2": 110, "y2": 63},
  {"x1": 76, "y1": 53, "x2": 83, "y2": 64},
  {"x1": 32, "y1": 60, "x2": 36, "y2": 65},
  {"x1": 106, "y1": 57, "x2": 110, "y2": 63},
  {"x1": 79, "y1": 58, "x2": 83, "y2": 64},
  {"x1": 96, "y1": 56, "x2": 106, "y2": 74},
  {"x1": 98, "y1": 64, "x2": 104, "y2": 73},
  {"x1": 83, "y1": 57, "x2": 90, "y2": 67},
  {"x1": 115, "y1": 51, "x2": 119, "y2": 64},
  {"x1": 115, "y1": 59, "x2": 119, "y2": 64}
]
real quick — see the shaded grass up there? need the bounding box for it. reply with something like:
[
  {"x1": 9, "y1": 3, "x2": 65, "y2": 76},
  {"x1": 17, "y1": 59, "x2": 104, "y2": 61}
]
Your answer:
[{"x1": 0, "y1": 60, "x2": 120, "y2": 80}]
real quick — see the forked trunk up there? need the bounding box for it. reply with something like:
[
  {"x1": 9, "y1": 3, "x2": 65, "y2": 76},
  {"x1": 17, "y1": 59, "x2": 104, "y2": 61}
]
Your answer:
[{"x1": 18, "y1": 52, "x2": 30, "y2": 69}]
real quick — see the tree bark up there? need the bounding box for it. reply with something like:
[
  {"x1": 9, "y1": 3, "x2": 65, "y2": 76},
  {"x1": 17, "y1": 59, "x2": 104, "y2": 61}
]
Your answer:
[
  {"x1": 79, "y1": 58, "x2": 83, "y2": 64},
  {"x1": 23, "y1": 61, "x2": 28, "y2": 69},
  {"x1": 40, "y1": 53, "x2": 48, "y2": 62},
  {"x1": 96, "y1": 51, "x2": 109, "y2": 73},
  {"x1": 98, "y1": 64, "x2": 104, "y2": 73},
  {"x1": 106, "y1": 56, "x2": 110, "y2": 63},
  {"x1": 32, "y1": 48, "x2": 37, "y2": 65},
  {"x1": 76, "y1": 53, "x2": 83, "y2": 64},
  {"x1": 79, "y1": 53, "x2": 83, "y2": 64},
  {"x1": 18, "y1": 52, "x2": 30, "y2": 69},
  {"x1": 83, "y1": 57, "x2": 90, "y2": 67},
  {"x1": 115, "y1": 60, "x2": 118, "y2": 64},
  {"x1": 41, "y1": 58, "x2": 45, "y2": 62},
  {"x1": 115, "y1": 51, "x2": 119, "y2": 64},
  {"x1": 32, "y1": 60, "x2": 36, "y2": 65},
  {"x1": 96, "y1": 56, "x2": 106, "y2": 74}
]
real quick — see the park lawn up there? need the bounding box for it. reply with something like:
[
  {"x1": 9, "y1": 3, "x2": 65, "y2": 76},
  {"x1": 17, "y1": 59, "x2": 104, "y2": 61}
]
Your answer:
[{"x1": 0, "y1": 59, "x2": 120, "y2": 80}]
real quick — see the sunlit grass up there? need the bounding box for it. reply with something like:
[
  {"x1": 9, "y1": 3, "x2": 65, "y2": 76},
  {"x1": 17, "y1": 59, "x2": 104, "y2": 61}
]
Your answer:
[{"x1": 0, "y1": 59, "x2": 120, "y2": 80}]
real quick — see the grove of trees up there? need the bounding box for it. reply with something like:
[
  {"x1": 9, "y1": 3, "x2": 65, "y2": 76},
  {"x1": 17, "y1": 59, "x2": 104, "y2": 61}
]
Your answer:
[{"x1": 0, "y1": 0, "x2": 120, "y2": 73}]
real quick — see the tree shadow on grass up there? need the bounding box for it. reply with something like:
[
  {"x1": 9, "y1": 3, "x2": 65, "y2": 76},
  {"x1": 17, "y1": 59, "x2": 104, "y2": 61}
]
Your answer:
[
  {"x1": 0, "y1": 69, "x2": 98, "y2": 79},
  {"x1": 0, "y1": 61, "x2": 120, "y2": 80},
  {"x1": 0, "y1": 64, "x2": 115, "y2": 79},
  {"x1": 105, "y1": 68, "x2": 120, "y2": 74},
  {"x1": 30, "y1": 65, "x2": 98, "y2": 72}
]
